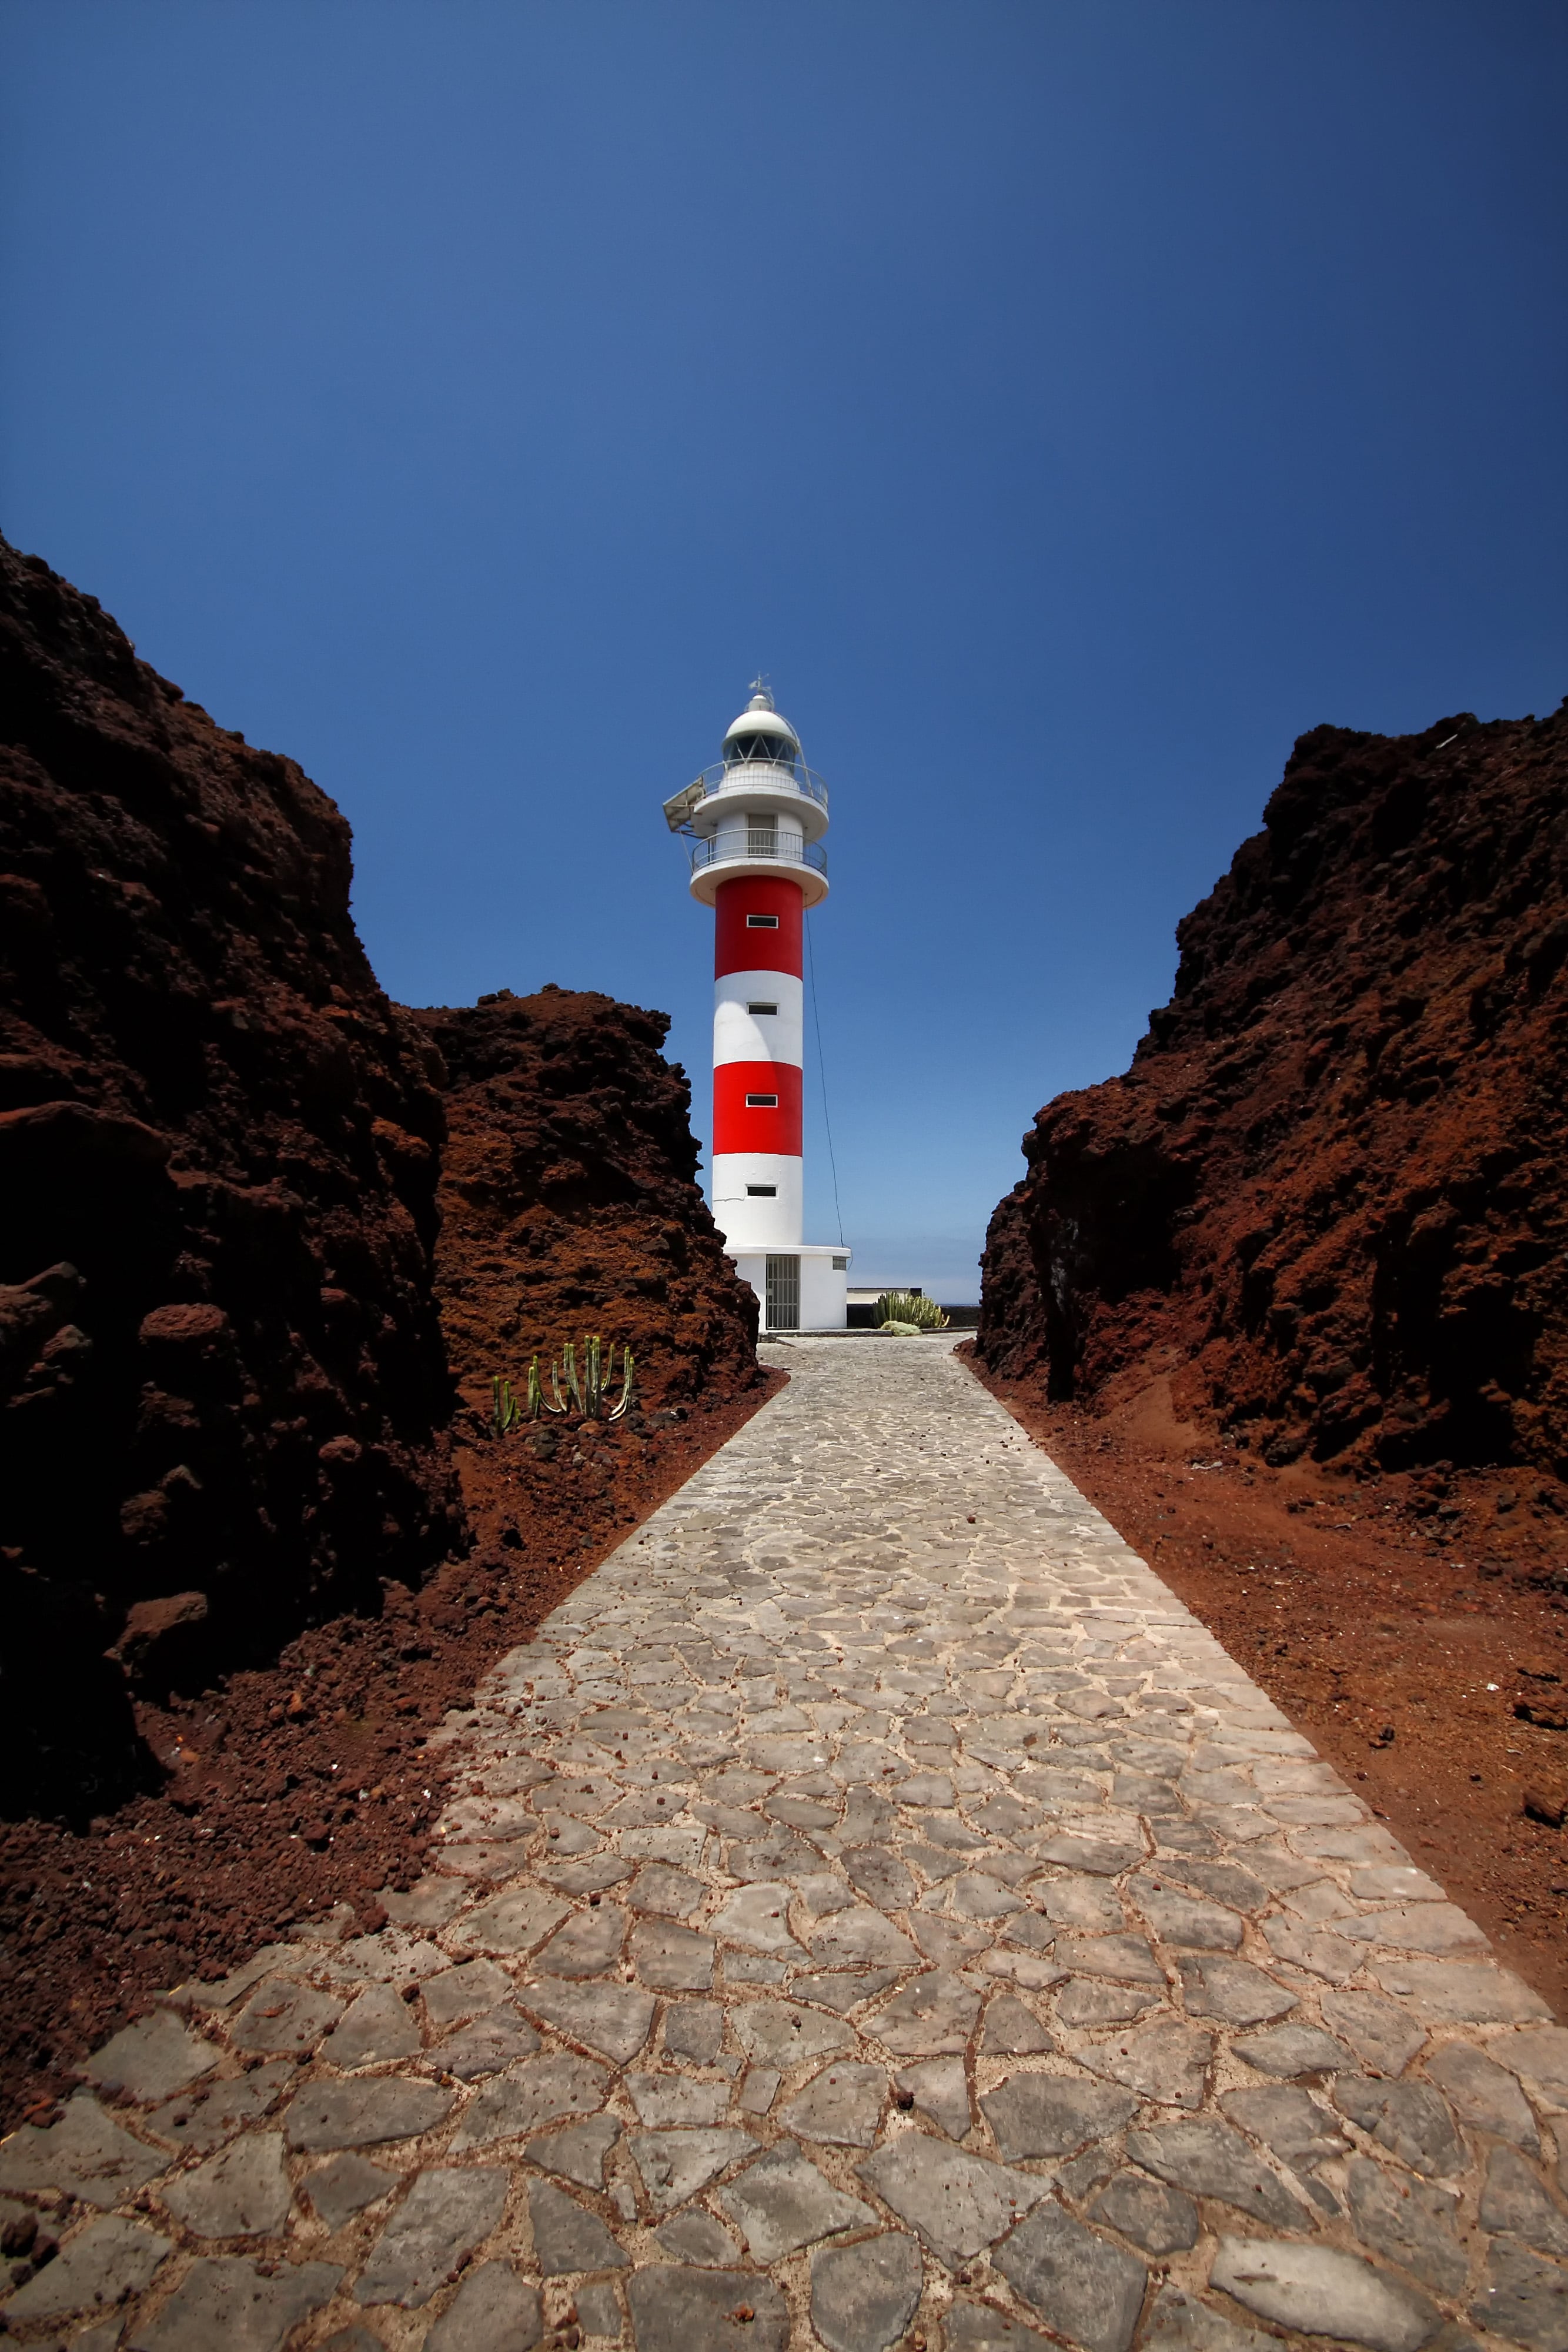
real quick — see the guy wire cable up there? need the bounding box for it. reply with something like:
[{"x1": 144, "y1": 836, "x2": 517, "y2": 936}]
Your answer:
[{"x1": 804, "y1": 907, "x2": 845, "y2": 1248}]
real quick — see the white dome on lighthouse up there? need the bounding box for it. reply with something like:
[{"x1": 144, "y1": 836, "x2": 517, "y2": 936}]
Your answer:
[{"x1": 723, "y1": 689, "x2": 800, "y2": 764}]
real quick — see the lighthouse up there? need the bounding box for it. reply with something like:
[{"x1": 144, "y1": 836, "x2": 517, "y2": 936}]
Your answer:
[{"x1": 663, "y1": 688, "x2": 850, "y2": 1332}]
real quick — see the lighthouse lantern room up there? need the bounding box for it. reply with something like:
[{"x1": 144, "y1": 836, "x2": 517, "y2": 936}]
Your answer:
[{"x1": 663, "y1": 689, "x2": 850, "y2": 1332}]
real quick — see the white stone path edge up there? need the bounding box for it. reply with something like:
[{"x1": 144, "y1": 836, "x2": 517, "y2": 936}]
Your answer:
[{"x1": 1, "y1": 1335, "x2": 1566, "y2": 2352}]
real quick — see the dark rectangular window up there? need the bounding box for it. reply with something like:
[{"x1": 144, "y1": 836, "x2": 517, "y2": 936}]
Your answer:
[
  {"x1": 747, "y1": 1001, "x2": 778, "y2": 1015},
  {"x1": 747, "y1": 1184, "x2": 777, "y2": 1197},
  {"x1": 745, "y1": 1093, "x2": 778, "y2": 1108},
  {"x1": 833, "y1": 1255, "x2": 848, "y2": 1269},
  {"x1": 746, "y1": 914, "x2": 779, "y2": 928}
]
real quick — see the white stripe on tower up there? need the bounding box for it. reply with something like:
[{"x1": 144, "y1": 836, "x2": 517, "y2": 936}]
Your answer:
[{"x1": 713, "y1": 970, "x2": 805, "y2": 1070}]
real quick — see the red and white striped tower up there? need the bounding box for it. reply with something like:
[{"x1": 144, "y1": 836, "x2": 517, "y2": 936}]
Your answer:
[{"x1": 663, "y1": 687, "x2": 849, "y2": 1332}]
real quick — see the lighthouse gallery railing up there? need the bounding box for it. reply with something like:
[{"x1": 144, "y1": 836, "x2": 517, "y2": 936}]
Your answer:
[
  {"x1": 693, "y1": 760, "x2": 828, "y2": 813},
  {"x1": 688, "y1": 833, "x2": 828, "y2": 878}
]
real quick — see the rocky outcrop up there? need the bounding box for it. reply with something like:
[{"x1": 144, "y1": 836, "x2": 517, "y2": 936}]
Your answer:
[
  {"x1": 0, "y1": 537, "x2": 464, "y2": 1804},
  {"x1": 412, "y1": 985, "x2": 760, "y2": 1418},
  {"x1": 977, "y1": 703, "x2": 1568, "y2": 1473}
]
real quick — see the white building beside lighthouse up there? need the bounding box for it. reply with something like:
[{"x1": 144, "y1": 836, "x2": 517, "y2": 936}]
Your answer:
[{"x1": 664, "y1": 689, "x2": 850, "y2": 1332}]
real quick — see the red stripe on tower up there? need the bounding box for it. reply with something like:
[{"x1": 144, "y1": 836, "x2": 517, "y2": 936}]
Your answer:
[
  {"x1": 712, "y1": 1060, "x2": 804, "y2": 1154},
  {"x1": 714, "y1": 875, "x2": 804, "y2": 978}
]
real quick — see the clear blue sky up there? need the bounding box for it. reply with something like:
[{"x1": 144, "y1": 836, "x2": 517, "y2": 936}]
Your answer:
[{"x1": 4, "y1": 4, "x2": 1564, "y2": 1298}]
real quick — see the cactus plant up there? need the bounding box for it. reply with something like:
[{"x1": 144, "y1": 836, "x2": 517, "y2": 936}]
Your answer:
[
  {"x1": 531, "y1": 1337, "x2": 637, "y2": 1421},
  {"x1": 876, "y1": 1290, "x2": 948, "y2": 1331},
  {"x1": 608, "y1": 1345, "x2": 635, "y2": 1422},
  {"x1": 490, "y1": 1374, "x2": 523, "y2": 1434},
  {"x1": 550, "y1": 1342, "x2": 584, "y2": 1415}
]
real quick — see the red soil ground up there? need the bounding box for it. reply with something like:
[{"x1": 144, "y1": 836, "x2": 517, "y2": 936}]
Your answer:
[{"x1": 969, "y1": 1349, "x2": 1568, "y2": 2021}]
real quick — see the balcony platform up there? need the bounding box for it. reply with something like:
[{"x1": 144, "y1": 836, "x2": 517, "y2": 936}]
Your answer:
[{"x1": 688, "y1": 831, "x2": 828, "y2": 907}]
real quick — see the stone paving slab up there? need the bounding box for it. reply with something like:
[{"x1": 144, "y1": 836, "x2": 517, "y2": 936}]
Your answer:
[{"x1": 4, "y1": 1335, "x2": 1566, "y2": 2352}]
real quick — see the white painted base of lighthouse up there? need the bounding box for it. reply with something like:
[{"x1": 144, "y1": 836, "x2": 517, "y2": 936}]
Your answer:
[
  {"x1": 729, "y1": 1243, "x2": 850, "y2": 1334},
  {"x1": 710, "y1": 1152, "x2": 803, "y2": 1251}
]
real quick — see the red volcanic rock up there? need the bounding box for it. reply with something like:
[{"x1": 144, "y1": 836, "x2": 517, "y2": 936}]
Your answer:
[
  {"x1": 977, "y1": 703, "x2": 1568, "y2": 1474},
  {"x1": 0, "y1": 535, "x2": 464, "y2": 1802},
  {"x1": 0, "y1": 544, "x2": 773, "y2": 2118},
  {"x1": 411, "y1": 986, "x2": 760, "y2": 1418}
]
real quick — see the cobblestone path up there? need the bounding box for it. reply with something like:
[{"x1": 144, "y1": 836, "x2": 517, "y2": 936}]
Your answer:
[{"x1": 5, "y1": 1338, "x2": 1567, "y2": 2352}]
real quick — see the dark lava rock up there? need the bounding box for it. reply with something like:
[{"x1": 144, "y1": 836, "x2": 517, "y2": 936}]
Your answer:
[
  {"x1": 0, "y1": 536, "x2": 464, "y2": 1808},
  {"x1": 977, "y1": 704, "x2": 1568, "y2": 1475}
]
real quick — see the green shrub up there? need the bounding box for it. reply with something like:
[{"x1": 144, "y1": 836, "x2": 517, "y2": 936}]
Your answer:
[{"x1": 876, "y1": 1290, "x2": 948, "y2": 1331}]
